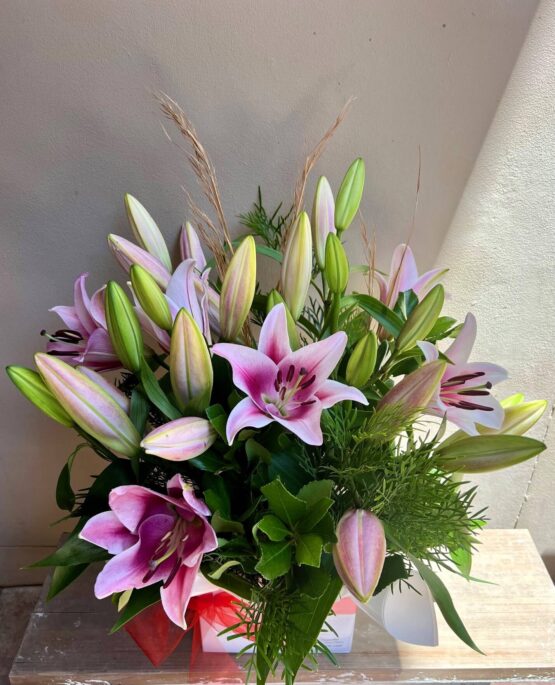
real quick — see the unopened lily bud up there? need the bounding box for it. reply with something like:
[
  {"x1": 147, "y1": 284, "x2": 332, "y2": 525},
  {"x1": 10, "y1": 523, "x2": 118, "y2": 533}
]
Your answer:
[
  {"x1": 130, "y1": 265, "x2": 173, "y2": 331},
  {"x1": 179, "y1": 222, "x2": 207, "y2": 271},
  {"x1": 436, "y1": 434, "x2": 546, "y2": 473},
  {"x1": 105, "y1": 281, "x2": 144, "y2": 373},
  {"x1": 124, "y1": 194, "x2": 172, "y2": 272},
  {"x1": 170, "y1": 308, "x2": 213, "y2": 413},
  {"x1": 312, "y1": 176, "x2": 336, "y2": 269},
  {"x1": 220, "y1": 236, "x2": 256, "y2": 341},
  {"x1": 6, "y1": 366, "x2": 73, "y2": 427},
  {"x1": 346, "y1": 331, "x2": 378, "y2": 388},
  {"x1": 141, "y1": 417, "x2": 217, "y2": 461},
  {"x1": 333, "y1": 510, "x2": 386, "y2": 603},
  {"x1": 108, "y1": 234, "x2": 171, "y2": 289},
  {"x1": 396, "y1": 285, "x2": 444, "y2": 353},
  {"x1": 335, "y1": 158, "x2": 365, "y2": 232},
  {"x1": 77, "y1": 366, "x2": 130, "y2": 413},
  {"x1": 266, "y1": 290, "x2": 300, "y2": 350},
  {"x1": 325, "y1": 233, "x2": 349, "y2": 294},
  {"x1": 378, "y1": 360, "x2": 446, "y2": 412},
  {"x1": 35, "y1": 354, "x2": 140, "y2": 457},
  {"x1": 281, "y1": 212, "x2": 312, "y2": 320}
]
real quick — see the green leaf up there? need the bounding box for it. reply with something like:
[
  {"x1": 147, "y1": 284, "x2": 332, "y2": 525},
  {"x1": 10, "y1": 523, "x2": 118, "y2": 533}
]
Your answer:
[
  {"x1": 437, "y1": 435, "x2": 546, "y2": 473},
  {"x1": 427, "y1": 315, "x2": 459, "y2": 341},
  {"x1": 293, "y1": 566, "x2": 331, "y2": 599},
  {"x1": 129, "y1": 387, "x2": 149, "y2": 434},
  {"x1": 254, "y1": 514, "x2": 291, "y2": 542},
  {"x1": 47, "y1": 563, "x2": 88, "y2": 600},
  {"x1": 295, "y1": 534, "x2": 323, "y2": 567},
  {"x1": 267, "y1": 450, "x2": 312, "y2": 494},
  {"x1": 451, "y1": 546, "x2": 472, "y2": 578},
  {"x1": 374, "y1": 554, "x2": 409, "y2": 595},
  {"x1": 208, "y1": 560, "x2": 241, "y2": 580},
  {"x1": 297, "y1": 499, "x2": 333, "y2": 533},
  {"x1": 201, "y1": 562, "x2": 254, "y2": 601},
  {"x1": 245, "y1": 438, "x2": 272, "y2": 465},
  {"x1": 341, "y1": 294, "x2": 404, "y2": 337},
  {"x1": 31, "y1": 534, "x2": 110, "y2": 567},
  {"x1": 56, "y1": 445, "x2": 84, "y2": 511},
  {"x1": 205, "y1": 404, "x2": 228, "y2": 441},
  {"x1": 255, "y1": 540, "x2": 293, "y2": 580},
  {"x1": 188, "y1": 451, "x2": 223, "y2": 472},
  {"x1": 139, "y1": 360, "x2": 181, "y2": 420},
  {"x1": 80, "y1": 459, "x2": 134, "y2": 516},
  {"x1": 110, "y1": 584, "x2": 162, "y2": 633},
  {"x1": 296, "y1": 480, "x2": 333, "y2": 505},
  {"x1": 211, "y1": 511, "x2": 244, "y2": 535},
  {"x1": 410, "y1": 556, "x2": 483, "y2": 654},
  {"x1": 310, "y1": 513, "x2": 337, "y2": 544},
  {"x1": 203, "y1": 474, "x2": 231, "y2": 518},
  {"x1": 261, "y1": 479, "x2": 307, "y2": 528}
]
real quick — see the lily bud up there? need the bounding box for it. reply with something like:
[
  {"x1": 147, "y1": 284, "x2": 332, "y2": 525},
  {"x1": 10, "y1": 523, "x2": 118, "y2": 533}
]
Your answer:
[
  {"x1": 266, "y1": 291, "x2": 300, "y2": 350},
  {"x1": 333, "y1": 510, "x2": 386, "y2": 603},
  {"x1": 124, "y1": 194, "x2": 172, "y2": 272},
  {"x1": 396, "y1": 285, "x2": 445, "y2": 353},
  {"x1": 35, "y1": 354, "x2": 140, "y2": 457},
  {"x1": 378, "y1": 360, "x2": 446, "y2": 412},
  {"x1": 312, "y1": 176, "x2": 336, "y2": 269},
  {"x1": 105, "y1": 281, "x2": 144, "y2": 373},
  {"x1": 108, "y1": 234, "x2": 171, "y2": 289},
  {"x1": 220, "y1": 236, "x2": 257, "y2": 341},
  {"x1": 346, "y1": 331, "x2": 378, "y2": 388},
  {"x1": 130, "y1": 265, "x2": 173, "y2": 332},
  {"x1": 324, "y1": 233, "x2": 349, "y2": 294},
  {"x1": 335, "y1": 158, "x2": 365, "y2": 232},
  {"x1": 436, "y1": 434, "x2": 546, "y2": 473},
  {"x1": 180, "y1": 222, "x2": 207, "y2": 271},
  {"x1": 77, "y1": 366, "x2": 130, "y2": 413},
  {"x1": 170, "y1": 309, "x2": 213, "y2": 413},
  {"x1": 281, "y1": 212, "x2": 312, "y2": 320},
  {"x1": 141, "y1": 417, "x2": 217, "y2": 461},
  {"x1": 6, "y1": 366, "x2": 73, "y2": 427}
]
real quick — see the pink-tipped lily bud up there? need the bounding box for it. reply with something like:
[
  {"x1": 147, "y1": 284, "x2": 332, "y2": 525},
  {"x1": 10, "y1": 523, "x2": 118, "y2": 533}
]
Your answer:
[
  {"x1": 180, "y1": 221, "x2": 207, "y2": 271},
  {"x1": 333, "y1": 509, "x2": 386, "y2": 603},
  {"x1": 281, "y1": 212, "x2": 312, "y2": 320},
  {"x1": 35, "y1": 354, "x2": 140, "y2": 457},
  {"x1": 76, "y1": 366, "x2": 130, "y2": 413},
  {"x1": 141, "y1": 417, "x2": 217, "y2": 461},
  {"x1": 124, "y1": 194, "x2": 172, "y2": 272},
  {"x1": 105, "y1": 281, "x2": 145, "y2": 373},
  {"x1": 220, "y1": 236, "x2": 257, "y2": 341},
  {"x1": 335, "y1": 158, "x2": 365, "y2": 232},
  {"x1": 6, "y1": 366, "x2": 73, "y2": 427},
  {"x1": 312, "y1": 176, "x2": 336, "y2": 269},
  {"x1": 378, "y1": 360, "x2": 446, "y2": 413},
  {"x1": 170, "y1": 308, "x2": 213, "y2": 413},
  {"x1": 108, "y1": 234, "x2": 171, "y2": 290},
  {"x1": 130, "y1": 264, "x2": 173, "y2": 332}
]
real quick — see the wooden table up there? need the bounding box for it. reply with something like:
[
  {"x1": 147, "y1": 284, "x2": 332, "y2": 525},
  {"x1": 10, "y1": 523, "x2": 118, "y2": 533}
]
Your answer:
[{"x1": 9, "y1": 529, "x2": 555, "y2": 684}]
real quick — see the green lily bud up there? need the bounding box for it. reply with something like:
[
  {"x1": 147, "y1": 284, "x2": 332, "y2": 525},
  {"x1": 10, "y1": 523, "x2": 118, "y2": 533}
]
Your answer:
[
  {"x1": 266, "y1": 290, "x2": 300, "y2": 350},
  {"x1": 6, "y1": 366, "x2": 73, "y2": 427},
  {"x1": 324, "y1": 233, "x2": 349, "y2": 294},
  {"x1": 436, "y1": 434, "x2": 546, "y2": 473},
  {"x1": 335, "y1": 158, "x2": 365, "y2": 232},
  {"x1": 124, "y1": 194, "x2": 172, "y2": 272},
  {"x1": 220, "y1": 236, "x2": 257, "y2": 340},
  {"x1": 105, "y1": 281, "x2": 144, "y2": 372},
  {"x1": 170, "y1": 308, "x2": 213, "y2": 413},
  {"x1": 346, "y1": 331, "x2": 378, "y2": 388},
  {"x1": 281, "y1": 212, "x2": 312, "y2": 320},
  {"x1": 130, "y1": 264, "x2": 172, "y2": 331},
  {"x1": 396, "y1": 284, "x2": 445, "y2": 352}
]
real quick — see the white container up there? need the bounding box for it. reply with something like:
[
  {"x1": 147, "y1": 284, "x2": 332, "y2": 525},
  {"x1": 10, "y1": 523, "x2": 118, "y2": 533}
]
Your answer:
[{"x1": 199, "y1": 596, "x2": 356, "y2": 654}]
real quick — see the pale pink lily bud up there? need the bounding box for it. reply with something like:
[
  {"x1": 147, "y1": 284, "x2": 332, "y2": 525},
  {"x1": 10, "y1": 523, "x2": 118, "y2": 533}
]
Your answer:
[
  {"x1": 77, "y1": 366, "x2": 130, "y2": 413},
  {"x1": 312, "y1": 176, "x2": 336, "y2": 269},
  {"x1": 141, "y1": 417, "x2": 217, "y2": 461},
  {"x1": 219, "y1": 236, "x2": 256, "y2": 340},
  {"x1": 332, "y1": 510, "x2": 386, "y2": 603},
  {"x1": 35, "y1": 354, "x2": 140, "y2": 457},
  {"x1": 377, "y1": 360, "x2": 446, "y2": 413},
  {"x1": 108, "y1": 234, "x2": 171, "y2": 290},
  {"x1": 179, "y1": 222, "x2": 207, "y2": 271},
  {"x1": 124, "y1": 195, "x2": 172, "y2": 272},
  {"x1": 281, "y1": 212, "x2": 312, "y2": 320}
]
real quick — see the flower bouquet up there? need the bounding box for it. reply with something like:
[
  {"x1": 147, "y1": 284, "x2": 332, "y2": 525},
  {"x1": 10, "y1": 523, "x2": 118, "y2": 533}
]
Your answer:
[{"x1": 7, "y1": 97, "x2": 548, "y2": 684}]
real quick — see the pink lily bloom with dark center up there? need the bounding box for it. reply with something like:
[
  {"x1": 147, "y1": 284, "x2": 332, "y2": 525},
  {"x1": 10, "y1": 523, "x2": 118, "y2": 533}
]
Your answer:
[
  {"x1": 79, "y1": 474, "x2": 217, "y2": 629},
  {"x1": 418, "y1": 313, "x2": 507, "y2": 435},
  {"x1": 212, "y1": 304, "x2": 368, "y2": 446},
  {"x1": 42, "y1": 273, "x2": 120, "y2": 371}
]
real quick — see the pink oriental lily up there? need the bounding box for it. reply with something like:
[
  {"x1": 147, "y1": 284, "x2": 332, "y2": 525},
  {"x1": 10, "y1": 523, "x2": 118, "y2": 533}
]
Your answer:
[
  {"x1": 42, "y1": 273, "x2": 120, "y2": 371},
  {"x1": 212, "y1": 304, "x2": 368, "y2": 446},
  {"x1": 376, "y1": 244, "x2": 446, "y2": 308},
  {"x1": 419, "y1": 313, "x2": 507, "y2": 435},
  {"x1": 79, "y1": 474, "x2": 217, "y2": 629}
]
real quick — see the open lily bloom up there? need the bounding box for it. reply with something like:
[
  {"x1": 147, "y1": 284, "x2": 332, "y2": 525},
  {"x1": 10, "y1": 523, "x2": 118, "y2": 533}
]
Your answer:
[
  {"x1": 376, "y1": 244, "x2": 446, "y2": 308},
  {"x1": 212, "y1": 304, "x2": 368, "y2": 445},
  {"x1": 80, "y1": 474, "x2": 217, "y2": 629},
  {"x1": 419, "y1": 313, "x2": 507, "y2": 434},
  {"x1": 42, "y1": 273, "x2": 120, "y2": 371}
]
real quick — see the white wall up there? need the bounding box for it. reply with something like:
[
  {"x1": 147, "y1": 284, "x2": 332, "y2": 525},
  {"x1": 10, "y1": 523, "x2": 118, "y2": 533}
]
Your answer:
[
  {"x1": 0, "y1": 0, "x2": 539, "y2": 582},
  {"x1": 437, "y1": 0, "x2": 555, "y2": 575}
]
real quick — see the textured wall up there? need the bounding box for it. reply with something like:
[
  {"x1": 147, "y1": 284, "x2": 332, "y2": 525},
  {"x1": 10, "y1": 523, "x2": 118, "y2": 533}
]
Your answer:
[
  {"x1": 0, "y1": 1, "x2": 538, "y2": 571},
  {"x1": 437, "y1": 0, "x2": 555, "y2": 574}
]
